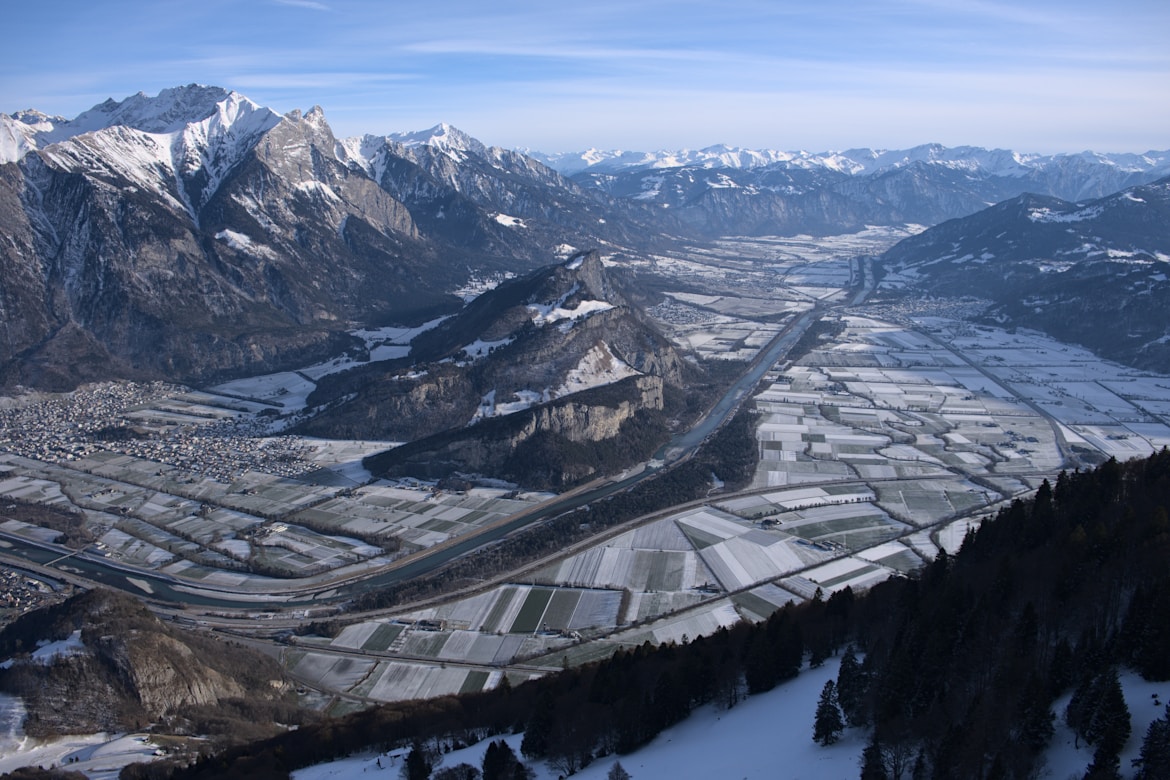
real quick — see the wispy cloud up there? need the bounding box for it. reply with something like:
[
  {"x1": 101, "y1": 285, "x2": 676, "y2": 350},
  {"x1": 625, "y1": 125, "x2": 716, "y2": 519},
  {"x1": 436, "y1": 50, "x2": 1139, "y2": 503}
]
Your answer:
[
  {"x1": 272, "y1": 0, "x2": 331, "y2": 10},
  {"x1": 2, "y1": 0, "x2": 1165, "y2": 152}
]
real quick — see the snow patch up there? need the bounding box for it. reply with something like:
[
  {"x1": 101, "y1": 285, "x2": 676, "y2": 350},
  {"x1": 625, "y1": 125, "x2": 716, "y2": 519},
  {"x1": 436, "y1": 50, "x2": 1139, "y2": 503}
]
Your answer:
[
  {"x1": 494, "y1": 213, "x2": 526, "y2": 228},
  {"x1": 527, "y1": 283, "x2": 614, "y2": 327},
  {"x1": 461, "y1": 337, "x2": 514, "y2": 360},
  {"x1": 555, "y1": 342, "x2": 639, "y2": 396},
  {"x1": 1027, "y1": 204, "x2": 1105, "y2": 223},
  {"x1": 469, "y1": 389, "x2": 550, "y2": 424},
  {"x1": 215, "y1": 229, "x2": 278, "y2": 260},
  {"x1": 1, "y1": 630, "x2": 87, "y2": 670}
]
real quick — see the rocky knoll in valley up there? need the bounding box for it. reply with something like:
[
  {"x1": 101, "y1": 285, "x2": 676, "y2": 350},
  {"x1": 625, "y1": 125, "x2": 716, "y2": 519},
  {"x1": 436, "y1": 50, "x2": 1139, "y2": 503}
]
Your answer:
[
  {"x1": 301, "y1": 251, "x2": 693, "y2": 488},
  {"x1": 0, "y1": 588, "x2": 299, "y2": 738}
]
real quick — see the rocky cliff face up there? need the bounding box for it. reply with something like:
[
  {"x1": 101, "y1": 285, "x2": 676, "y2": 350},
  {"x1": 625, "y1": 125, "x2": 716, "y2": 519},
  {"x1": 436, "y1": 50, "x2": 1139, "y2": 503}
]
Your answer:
[
  {"x1": 367, "y1": 375, "x2": 667, "y2": 488},
  {"x1": 0, "y1": 589, "x2": 290, "y2": 737}
]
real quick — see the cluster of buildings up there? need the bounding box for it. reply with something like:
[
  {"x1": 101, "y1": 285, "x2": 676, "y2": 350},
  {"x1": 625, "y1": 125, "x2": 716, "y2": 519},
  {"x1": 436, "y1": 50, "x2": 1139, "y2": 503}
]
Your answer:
[
  {"x1": 0, "y1": 566, "x2": 70, "y2": 626},
  {"x1": 0, "y1": 382, "x2": 315, "y2": 483}
]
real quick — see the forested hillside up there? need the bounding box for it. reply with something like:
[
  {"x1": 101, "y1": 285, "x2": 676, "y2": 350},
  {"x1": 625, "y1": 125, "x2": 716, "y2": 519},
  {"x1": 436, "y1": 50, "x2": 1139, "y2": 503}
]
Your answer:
[{"x1": 139, "y1": 452, "x2": 1170, "y2": 780}]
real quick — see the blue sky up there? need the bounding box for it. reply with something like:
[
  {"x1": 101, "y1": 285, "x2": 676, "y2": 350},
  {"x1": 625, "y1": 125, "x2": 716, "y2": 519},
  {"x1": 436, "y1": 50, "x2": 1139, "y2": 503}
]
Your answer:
[{"x1": 3, "y1": 0, "x2": 1167, "y2": 153}]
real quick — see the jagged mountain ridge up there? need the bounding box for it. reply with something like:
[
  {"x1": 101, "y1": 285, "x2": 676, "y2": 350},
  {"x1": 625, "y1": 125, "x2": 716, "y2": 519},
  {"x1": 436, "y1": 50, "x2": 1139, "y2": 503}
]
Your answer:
[
  {"x1": 4, "y1": 84, "x2": 1169, "y2": 390},
  {"x1": 0, "y1": 86, "x2": 649, "y2": 391},
  {"x1": 300, "y1": 251, "x2": 689, "y2": 488},
  {"x1": 878, "y1": 176, "x2": 1170, "y2": 371},
  {"x1": 535, "y1": 143, "x2": 1170, "y2": 236}
]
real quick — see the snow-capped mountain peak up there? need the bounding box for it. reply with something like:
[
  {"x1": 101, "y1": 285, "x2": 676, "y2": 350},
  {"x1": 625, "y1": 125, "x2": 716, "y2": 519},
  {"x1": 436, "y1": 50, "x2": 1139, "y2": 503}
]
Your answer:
[
  {"x1": 0, "y1": 84, "x2": 283, "y2": 170},
  {"x1": 387, "y1": 122, "x2": 487, "y2": 156}
]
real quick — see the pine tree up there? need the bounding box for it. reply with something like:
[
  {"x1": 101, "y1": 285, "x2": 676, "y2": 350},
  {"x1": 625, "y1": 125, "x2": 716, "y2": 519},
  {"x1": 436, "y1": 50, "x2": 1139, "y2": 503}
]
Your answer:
[
  {"x1": 860, "y1": 736, "x2": 889, "y2": 780},
  {"x1": 403, "y1": 742, "x2": 434, "y2": 780},
  {"x1": 813, "y1": 679, "x2": 845, "y2": 746},
  {"x1": 1133, "y1": 704, "x2": 1170, "y2": 780},
  {"x1": 1085, "y1": 668, "x2": 1131, "y2": 758},
  {"x1": 483, "y1": 740, "x2": 526, "y2": 780},
  {"x1": 520, "y1": 690, "x2": 555, "y2": 759},
  {"x1": 1016, "y1": 676, "x2": 1055, "y2": 752},
  {"x1": 836, "y1": 646, "x2": 869, "y2": 727},
  {"x1": 607, "y1": 761, "x2": 631, "y2": 780}
]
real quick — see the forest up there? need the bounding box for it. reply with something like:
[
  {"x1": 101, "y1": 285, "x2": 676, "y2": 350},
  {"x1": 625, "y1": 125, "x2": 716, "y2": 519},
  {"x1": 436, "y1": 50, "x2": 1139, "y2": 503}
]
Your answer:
[{"x1": 111, "y1": 450, "x2": 1170, "y2": 779}]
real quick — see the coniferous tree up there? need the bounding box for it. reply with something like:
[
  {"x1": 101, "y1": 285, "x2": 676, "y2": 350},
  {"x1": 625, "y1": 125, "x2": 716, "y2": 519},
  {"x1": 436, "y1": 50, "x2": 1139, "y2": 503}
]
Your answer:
[
  {"x1": 1132, "y1": 704, "x2": 1170, "y2": 780},
  {"x1": 403, "y1": 742, "x2": 434, "y2": 780},
  {"x1": 1083, "y1": 747, "x2": 1122, "y2": 780},
  {"x1": 1119, "y1": 578, "x2": 1170, "y2": 680},
  {"x1": 860, "y1": 736, "x2": 888, "y2": 780},
  {"x1": 813, "y1": 680, "x2": 845, "y2": 746},
  {"x1": 836, "y1": 646, "x2": 869, "y2": 727},
  {"x1": 520, "y1": 690, "x2": 555, "y2": 759},
  {"x1": 1085, "y1": 668, "x2": 1131, "y2": 759},
  {"x1": 482, "y1": 740, "x2": 529, "y2": 780},
  {"x1": 1015, "y1": 676, "x2": 1055, "y2": 752},
  {"x1": 606, "y1": 761, "x2": 631, "y2": 780}
]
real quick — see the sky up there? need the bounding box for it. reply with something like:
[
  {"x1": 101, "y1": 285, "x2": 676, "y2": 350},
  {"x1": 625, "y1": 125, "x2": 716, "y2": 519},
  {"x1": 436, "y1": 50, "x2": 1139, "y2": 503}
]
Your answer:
[{"x1": 2, "y1": 0, "x2": 1168, "y2": 154}]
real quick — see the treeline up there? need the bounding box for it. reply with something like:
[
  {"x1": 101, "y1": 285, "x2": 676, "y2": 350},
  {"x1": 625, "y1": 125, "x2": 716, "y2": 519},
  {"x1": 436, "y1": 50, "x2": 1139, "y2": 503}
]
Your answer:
[
  {"x1": 137, "y1": 451, "x2": 1170, "y2": 780},
  {"x1": 846, "y1": 453, "x2": 1170, "y2": 778},
  {"x1": 350, "y1": 406, "x2": 761, "y2": 612}
]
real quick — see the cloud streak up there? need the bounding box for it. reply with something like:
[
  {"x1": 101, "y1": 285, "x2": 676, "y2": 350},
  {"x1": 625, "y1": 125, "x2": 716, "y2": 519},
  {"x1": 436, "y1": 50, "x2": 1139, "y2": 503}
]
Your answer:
[
  {"x1": 272, "y1": 0, "x2": 331, "y2": 10},
  {"x1": 1, "y1": 0, "x2": 1165, "y2": 153}
]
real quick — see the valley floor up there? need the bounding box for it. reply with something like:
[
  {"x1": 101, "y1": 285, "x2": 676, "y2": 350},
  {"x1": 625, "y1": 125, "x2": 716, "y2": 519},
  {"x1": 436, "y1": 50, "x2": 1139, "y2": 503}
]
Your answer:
[{"x1": 3, "y1": 230, "x2": 1170, "y2": 716}]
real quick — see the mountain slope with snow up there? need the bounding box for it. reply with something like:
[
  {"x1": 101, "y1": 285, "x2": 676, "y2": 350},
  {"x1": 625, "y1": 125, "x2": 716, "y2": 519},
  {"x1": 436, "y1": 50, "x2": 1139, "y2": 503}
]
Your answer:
[
  {"x1": 0, "y1": 86, "x2": 648, "y2": 390},
  {"x1": 880, "y1": 176, "x2": 1170, "y2": 371},
  {"x1": 299, "y1": 251, "x2": 689, "y2": 488}
]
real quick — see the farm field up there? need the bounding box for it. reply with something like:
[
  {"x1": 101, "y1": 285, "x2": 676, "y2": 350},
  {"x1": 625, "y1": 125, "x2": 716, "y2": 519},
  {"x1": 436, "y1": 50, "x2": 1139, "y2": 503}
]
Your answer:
[
  {"x1": 7, "y1": 231, "x2": 1170, "y2": 710},
  {"x1": 0, "y1": 385, "x2": 553, "y2": 590}
]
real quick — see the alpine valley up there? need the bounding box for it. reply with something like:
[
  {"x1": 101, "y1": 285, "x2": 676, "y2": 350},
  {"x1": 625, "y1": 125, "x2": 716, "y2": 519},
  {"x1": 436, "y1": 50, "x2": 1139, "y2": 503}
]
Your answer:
[{"x1": 2, "y1": 85, "x2": 1170, "y2": 780}]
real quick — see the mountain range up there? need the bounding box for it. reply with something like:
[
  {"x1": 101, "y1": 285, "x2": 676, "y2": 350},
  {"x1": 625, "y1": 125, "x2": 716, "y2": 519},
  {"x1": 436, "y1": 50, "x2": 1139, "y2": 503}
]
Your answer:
[
  {"x1": 2, "y1": 84, "x2": 1169, "y2": 393},
  {"x1": 0, "y1": 86, "x2": 647, "y2": 390},
  {"x1": 537, "y1": 143, "x2": 1170, "y2": 236}
]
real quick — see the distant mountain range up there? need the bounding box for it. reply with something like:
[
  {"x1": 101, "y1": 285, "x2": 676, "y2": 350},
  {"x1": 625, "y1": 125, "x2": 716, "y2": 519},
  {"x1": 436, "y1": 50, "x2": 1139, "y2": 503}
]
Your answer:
[
  {"x1": 534, "y1": 143, "x2": 1170, "y2": 236},
  {"x1": 2, "y1": 84, "x2": 1169, "y2": 390}
]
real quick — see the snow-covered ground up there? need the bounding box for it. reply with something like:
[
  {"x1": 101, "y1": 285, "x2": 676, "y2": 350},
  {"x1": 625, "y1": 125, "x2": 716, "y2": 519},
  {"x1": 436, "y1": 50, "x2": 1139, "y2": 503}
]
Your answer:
[
  {"x1": 294, "y1": 661, "x2": 865, "y2": 780},
  {"x1": 1039, "y1": 670, "x2": 1167, "y2": 779},
  {"x1": 0, "y1": 722, "x2": 164, "y2": 780},
  {"x1": 290, "y1": 662, "x2": 1168, "y2": 780}
]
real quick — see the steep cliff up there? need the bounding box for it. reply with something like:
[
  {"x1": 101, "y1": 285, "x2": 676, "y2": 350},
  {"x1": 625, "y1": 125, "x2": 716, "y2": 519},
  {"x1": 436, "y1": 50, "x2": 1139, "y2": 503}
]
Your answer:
[
  {"x1": 366, "y1": 375, "x2": 668, "y2": 488},
  {"x1": 0, "y1": 589, "x2": 292, "y2": 737}
]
